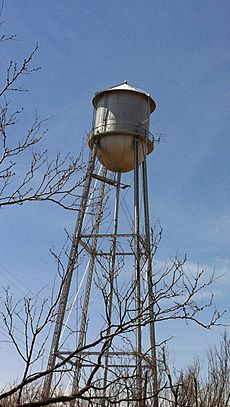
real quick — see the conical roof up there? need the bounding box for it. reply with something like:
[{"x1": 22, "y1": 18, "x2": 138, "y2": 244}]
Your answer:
[{"x1": 92, "y1": 81, "x2": 156, "y2": 112}]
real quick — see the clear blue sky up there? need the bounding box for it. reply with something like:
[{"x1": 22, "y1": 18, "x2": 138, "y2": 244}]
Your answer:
[{"x1": 0, "y1": 0, "x2": 230, "y2": 385}]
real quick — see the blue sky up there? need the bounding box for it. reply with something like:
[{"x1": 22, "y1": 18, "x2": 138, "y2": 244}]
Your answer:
[{"x1": 0, "y1": 0, "x2": 230, "y2": 385}]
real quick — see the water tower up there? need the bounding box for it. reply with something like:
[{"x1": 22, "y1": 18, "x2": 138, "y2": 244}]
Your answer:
[{"x1": 43, "y1": 82, "x2": 158, "y2": 406}]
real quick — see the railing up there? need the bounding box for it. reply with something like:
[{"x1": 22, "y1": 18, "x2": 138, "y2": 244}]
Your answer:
[{"x1": 88, "y1": 122, "x2": 155, "y2": 144}]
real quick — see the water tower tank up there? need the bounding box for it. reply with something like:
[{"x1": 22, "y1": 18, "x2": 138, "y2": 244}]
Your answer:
[{"x1": 88, "y1": 82, "x2": 156, "y2": 173}]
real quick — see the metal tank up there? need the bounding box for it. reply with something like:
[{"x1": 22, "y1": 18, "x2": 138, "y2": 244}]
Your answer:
[{"x1": 88, "y1": 81, "x2": 156, "y2": 172}]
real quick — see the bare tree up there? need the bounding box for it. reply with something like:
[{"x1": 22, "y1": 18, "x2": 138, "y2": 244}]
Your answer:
[
  {"x1": 203, "y1": 332, "x2": 230, "y2": 406},
  {"x1": 0, "y1": 242, "x2": 225, "y2": 406},
  {"x1": 157, "y1": 332, "x2": 230, "y2": 407},
  {"x1": 0, "y1": 5, "x2": 86, "y2": 211}
]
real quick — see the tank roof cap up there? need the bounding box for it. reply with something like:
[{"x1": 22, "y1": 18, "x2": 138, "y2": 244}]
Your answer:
[{"x1": 92, "y1": 81, "x2": 156, "y2": 112}]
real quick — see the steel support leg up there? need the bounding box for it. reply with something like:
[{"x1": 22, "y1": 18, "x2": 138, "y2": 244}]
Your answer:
[
  {"x1": 134, "y1": 139, "x2": 142, "y2": 405},
  {"x1": 42, "y1": 144, "x2": 97, "y2": 400},
  {"x1": 102, "y1": 171, "x2": 121, "y2": 405},
  {"x1": 71, "y1": 168, "x2": 107, "y2": 400},
  {"x1": 142, "y1": 150, "x2": 158, "y2": 407}
]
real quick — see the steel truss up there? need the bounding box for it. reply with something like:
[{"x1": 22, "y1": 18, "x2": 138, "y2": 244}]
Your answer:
[{"x1": 43, "y1": 140, "x2": 158, "y2": 407}]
